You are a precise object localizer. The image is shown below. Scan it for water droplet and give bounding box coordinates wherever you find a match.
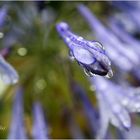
[69,50,75,61]
[105,69,113,78]
[77,36,83,41]
[84,68,95,77]
[66,37,70,43]
[94,42,104,50]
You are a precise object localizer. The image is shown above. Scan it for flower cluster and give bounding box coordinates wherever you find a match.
[91,76,140,138]
[2,1,140,139]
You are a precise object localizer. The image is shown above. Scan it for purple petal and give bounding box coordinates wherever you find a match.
[32,102,48,139]
[8,87,27,139]
[73,46,95,64]
[0,55,19,84]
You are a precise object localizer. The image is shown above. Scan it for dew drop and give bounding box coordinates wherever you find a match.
[66,37,70,43]
[77,36,83,41]
[84,68,95,77]
[69,50,75,61]
[94,42,104,50]
[105,69,113,79]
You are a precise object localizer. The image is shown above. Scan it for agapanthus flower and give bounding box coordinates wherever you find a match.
[8,87,27,139]
[123,125,140,139]
[108,14,140,81]
[0,55,19,84]
[32,101,48,139]
[78,4,140,73]
[108,18,140,80]
[56,22,113,78]
[0,5,8,28]
[111,2,140,30]
[109,17,140,49]
[90,76,140,138]
[71,81,99,137]
[17,2,55,30]
[111,12,137,34]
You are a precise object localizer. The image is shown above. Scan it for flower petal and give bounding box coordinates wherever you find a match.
[0,55,19,84]
[72,46,95,65]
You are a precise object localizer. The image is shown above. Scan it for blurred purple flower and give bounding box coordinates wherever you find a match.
[124,125,140,139]
[0,55,19,84]
[112,12,137,34]
[56,22,113,78]
[116,125,140,139]
[32,101,48,139]
[78,4,139,73]
[90,76,140,138]
[111,2,140,30]
[109,17,140,50]
[0,5,8,28]
[108,14,140,81]
[8,87,27,139]
[71,81,99,137]
[0,5,19,85]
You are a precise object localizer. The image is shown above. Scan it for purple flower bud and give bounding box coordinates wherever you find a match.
[56,22,113,78]
[32,102,48,139]
[8,87,27,139]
